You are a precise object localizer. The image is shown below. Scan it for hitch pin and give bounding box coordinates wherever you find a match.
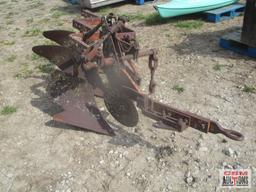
[209,121,244,141]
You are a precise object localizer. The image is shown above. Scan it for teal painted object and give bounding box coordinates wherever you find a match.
[155,0,238,18]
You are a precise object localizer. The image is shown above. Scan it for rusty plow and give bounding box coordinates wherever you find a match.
[32,10,244,141]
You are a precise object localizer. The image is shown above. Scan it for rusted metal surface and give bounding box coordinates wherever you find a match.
[32,45,74,71]
[43,30,73,47]
[32,11,244,141]
[104,88,139,127]
[140,96,243,141]
[124,87,244,141]
[53,81,114,135]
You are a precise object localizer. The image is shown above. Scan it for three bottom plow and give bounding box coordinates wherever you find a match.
[32,10,244,141]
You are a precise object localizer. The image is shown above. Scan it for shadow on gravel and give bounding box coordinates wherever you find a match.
[30,75,158,148]
[107,122,176,160]
[108,121,177,160]
[30,77,62,116]
[30,75,87,132]
[30,75,173,158]
[171,26,255,60]
[107,121,157,149]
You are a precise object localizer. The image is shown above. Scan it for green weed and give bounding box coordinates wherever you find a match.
[121,13,147,21]
[26,18,34,24]
[213,64,233,71]
[23,28,41,37]
[15,70,33,78]
[213,64,225,71]
[6,55,17,62]
[243,85,256,93]
[5,12,14,19]
[29,2,44,9]
[1,105,17,115]
[51,11,67,19]
[38,18,50,24]
[175,20,204,29]
[145,13,167,25]
[31,53,40,61]
[6,20,14,25]
[172,85,184,93]
[0,40,15,46]
[38,64,53,73]
[98,7,112,15]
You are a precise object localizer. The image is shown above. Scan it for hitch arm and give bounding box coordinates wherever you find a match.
[135,95,244,141]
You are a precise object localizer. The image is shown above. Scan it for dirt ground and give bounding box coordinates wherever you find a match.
[0,0,256,191]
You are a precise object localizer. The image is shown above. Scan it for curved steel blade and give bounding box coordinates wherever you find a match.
[32,45,73,64]
[32,45,78,72]
[104,88,139,127]
[53,80,114,136]
[43,30,73,47]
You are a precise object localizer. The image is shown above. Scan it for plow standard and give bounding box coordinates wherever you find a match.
[32,10,244,141]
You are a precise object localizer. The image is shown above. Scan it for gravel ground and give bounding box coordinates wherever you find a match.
[0,0,255,191]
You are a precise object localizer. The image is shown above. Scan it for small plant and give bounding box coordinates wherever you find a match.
[175,20,204,29]
[6,20,14,25]
[213,64,225,71]
[172,84,184,93]
[51,11,67,19]
[243,85,256,93]
[55,20,64,26]
[0,40,15,46]
[29,1,44,9]
[14,64,33,79]
[39,18,50,24]
[98,7,112,15]
[121,13,146,21]
[26,18,34,24]
[5,12,14,19]
[15,70,33,79]
[31,53,40,61]
[145,13,166,25]
[38,64,53,73]
[9,30,17,37]
[1,105,17,115]
[23,28,41,37]
[6,55,17,62]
